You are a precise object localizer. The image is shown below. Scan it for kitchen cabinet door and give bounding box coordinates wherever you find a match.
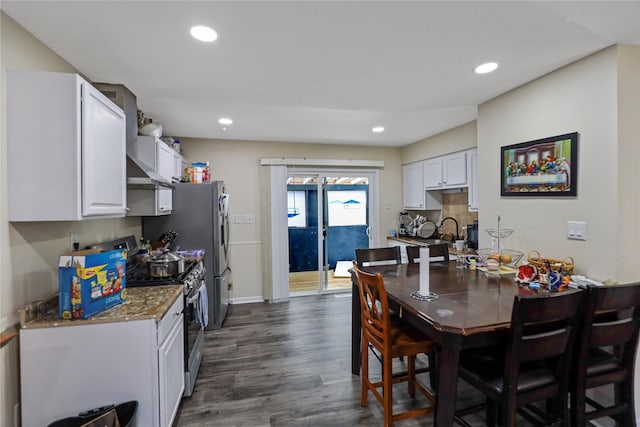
[172,150,185,182]
[7,70,126,221]
[158,312,184,427]
[424,152,467,189]
[467,149,479,211]
[156,140,174,182]
[403,162,425,209]
[82,83,127,216]
[423,157,444,189]
[442,151,467,187]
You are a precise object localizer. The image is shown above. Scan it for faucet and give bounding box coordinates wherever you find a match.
[438,217,460,241]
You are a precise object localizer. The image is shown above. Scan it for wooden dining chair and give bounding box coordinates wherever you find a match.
[406,243,450,264]
[454,291,584,427]
[355,246,401,268]
[353,262,436,427]
[569,282,640,427]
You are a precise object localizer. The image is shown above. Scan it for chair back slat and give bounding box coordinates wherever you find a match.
[505,292,583,383]
[406,243,450,264]
[355,247,401,268]
[579,283,640,353]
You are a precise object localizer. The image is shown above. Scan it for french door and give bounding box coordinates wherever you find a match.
[287,171,376,294]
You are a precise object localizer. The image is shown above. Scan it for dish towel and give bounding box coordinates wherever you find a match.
[197,281,209,328]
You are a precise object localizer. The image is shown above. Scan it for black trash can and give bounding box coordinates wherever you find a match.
[48,401,138,427]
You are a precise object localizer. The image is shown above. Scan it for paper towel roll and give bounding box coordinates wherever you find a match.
[419,246,430,296]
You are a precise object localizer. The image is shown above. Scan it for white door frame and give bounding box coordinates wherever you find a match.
[271,167,380,299]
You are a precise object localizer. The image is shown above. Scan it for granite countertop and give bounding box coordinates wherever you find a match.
[20,285,183,329]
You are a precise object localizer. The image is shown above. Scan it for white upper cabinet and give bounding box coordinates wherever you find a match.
[402,162,442,210]
[8,70,126,221]
[403,162,425,209]
[467,148,479,211]
[171,150,185,182]
[424,151,467,189]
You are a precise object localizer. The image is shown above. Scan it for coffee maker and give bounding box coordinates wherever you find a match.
[399,212,410,236]
[466,220,479,249]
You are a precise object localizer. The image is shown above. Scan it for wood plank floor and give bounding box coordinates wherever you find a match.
[174,294,539,426]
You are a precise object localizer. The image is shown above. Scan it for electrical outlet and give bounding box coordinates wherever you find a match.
[231,214,242,224]
[243,214,254,224]
[69,232,79,249]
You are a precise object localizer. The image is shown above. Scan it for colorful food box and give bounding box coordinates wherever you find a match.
[59,249,127,319]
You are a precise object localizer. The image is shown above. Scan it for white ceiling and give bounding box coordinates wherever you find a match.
[2,1,640,147]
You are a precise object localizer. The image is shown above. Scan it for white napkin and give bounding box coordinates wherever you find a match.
[419,246,430,296]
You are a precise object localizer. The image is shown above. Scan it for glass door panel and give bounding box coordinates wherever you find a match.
[322,176,369,291]
[287,174,370,294]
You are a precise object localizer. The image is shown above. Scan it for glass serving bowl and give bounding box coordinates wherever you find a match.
[485,228,515,239]
[477,248,524,267]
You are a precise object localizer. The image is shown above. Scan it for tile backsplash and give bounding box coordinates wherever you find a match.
[410,190,478,239]
[441,190,478,239]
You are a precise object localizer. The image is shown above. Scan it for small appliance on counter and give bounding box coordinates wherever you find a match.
[467,220,479,249]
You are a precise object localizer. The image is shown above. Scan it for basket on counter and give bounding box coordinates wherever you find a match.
[527,250,574,275]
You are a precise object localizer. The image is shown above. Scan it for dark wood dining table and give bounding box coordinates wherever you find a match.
[351,261,546,426]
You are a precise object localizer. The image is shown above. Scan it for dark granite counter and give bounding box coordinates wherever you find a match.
[20,285,183,329]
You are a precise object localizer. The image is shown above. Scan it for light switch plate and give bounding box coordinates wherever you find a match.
[231,214,242,224]
[567,220,587,240]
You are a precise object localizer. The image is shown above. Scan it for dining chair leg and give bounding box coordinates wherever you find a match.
[383,355,394,427]
[361,337,369,407]
[408,355,416,397]
[615,380,635,426]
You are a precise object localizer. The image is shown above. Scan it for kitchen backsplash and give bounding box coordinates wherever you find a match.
[409,189,478,239]
[441,190,478,239]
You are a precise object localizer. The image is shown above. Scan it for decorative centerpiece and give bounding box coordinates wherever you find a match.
[476,215,523,275]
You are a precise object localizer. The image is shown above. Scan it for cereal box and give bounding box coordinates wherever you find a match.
[58,248,127,319]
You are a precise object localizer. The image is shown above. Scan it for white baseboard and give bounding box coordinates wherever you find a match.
[230,296,265,304]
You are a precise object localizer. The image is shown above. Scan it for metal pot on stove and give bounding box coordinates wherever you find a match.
[147,249,185,278]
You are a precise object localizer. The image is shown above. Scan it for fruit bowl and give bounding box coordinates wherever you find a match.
[477,248,524,267]
[485,228,515,239]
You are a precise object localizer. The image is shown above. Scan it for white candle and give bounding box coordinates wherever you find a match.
[419,246,430,296]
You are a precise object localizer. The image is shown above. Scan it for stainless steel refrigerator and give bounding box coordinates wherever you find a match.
[143,181,230,329]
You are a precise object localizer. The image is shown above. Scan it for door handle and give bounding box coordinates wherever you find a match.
[366,227,371,238]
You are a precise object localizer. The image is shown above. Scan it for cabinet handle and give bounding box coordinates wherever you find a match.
[175,311,181,316]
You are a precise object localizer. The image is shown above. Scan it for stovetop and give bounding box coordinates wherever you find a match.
[126,260,205,296]
[126,261,197,287]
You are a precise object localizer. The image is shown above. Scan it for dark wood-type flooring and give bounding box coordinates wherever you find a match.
[173,294,566,426]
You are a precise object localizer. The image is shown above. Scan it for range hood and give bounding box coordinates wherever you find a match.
[127,143,174,190]
[93,82,173,190]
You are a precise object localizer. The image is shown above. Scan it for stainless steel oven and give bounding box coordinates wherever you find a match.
[126,257,205,397]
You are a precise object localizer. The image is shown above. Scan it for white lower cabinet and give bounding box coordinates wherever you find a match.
[20,296,184,427]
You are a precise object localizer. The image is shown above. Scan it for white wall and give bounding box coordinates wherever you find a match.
[180,138,402,300]
[402,120,477,165]
[1,13,142,427]
[478,45,640,284]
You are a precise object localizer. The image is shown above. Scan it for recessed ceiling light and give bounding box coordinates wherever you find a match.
[218,117,233,125]
[191,26,218,42]
[474,62,499,74]
[372,126,385,133]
